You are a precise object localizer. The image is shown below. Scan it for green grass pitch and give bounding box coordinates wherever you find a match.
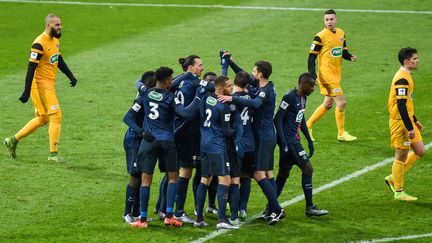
[1,0,431,242]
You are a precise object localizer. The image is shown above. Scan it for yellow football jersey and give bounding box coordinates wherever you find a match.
[310,27,348,84]
[29,32,61,88]
[388,68,415,121]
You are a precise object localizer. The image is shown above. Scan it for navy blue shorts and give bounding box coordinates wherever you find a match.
[227,139,241,178]
[254,139,276,171]
[240,151,255,176]
[175,129,200,168]
[279,141,310,172]
[200,152,230,177]
[137,140,177,174]
[123,131,142,175]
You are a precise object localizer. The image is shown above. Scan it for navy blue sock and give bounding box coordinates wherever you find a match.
[217,184,230,221]
[124,184,135,216]
[159,177,168,213]
[269,177,277,194]
[276,176,288,198]
[131,184,141,217]
[257,178,281,212]
[192,170,201,208]
[229,184,240,220]
[239,177,251,211]
[139,186,150,221]
[208,178,218,208]
[175,177,190,216]
[302,173,313,207]
[155,175,167,212]
[196,183,208,222]
[166,182,177,218]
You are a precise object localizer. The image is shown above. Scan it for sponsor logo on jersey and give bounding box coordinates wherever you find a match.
[148,90,163,101]
[332,88,341,93]
[240,95,251,99]
[330,46,343,57]
[403,141,411,146]
[50,104,59,110]
[132,103,141,112]
[299,150,307,156]
[49,53,59,64]
[206,96,217,106]
[224,114,231,122]
[30,52,38,60]
[280,100,289,110]
[296,109,305,122]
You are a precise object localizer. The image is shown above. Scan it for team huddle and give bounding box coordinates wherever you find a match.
[4,9,426,231]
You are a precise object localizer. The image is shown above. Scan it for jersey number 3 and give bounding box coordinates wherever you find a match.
[149,102,159,120]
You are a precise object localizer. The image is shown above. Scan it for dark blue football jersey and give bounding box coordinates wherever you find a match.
[200,93,232,153]
[232,91,255,152]
[275,88,307,144]
[251,82,276,140]
[173,75,201,133]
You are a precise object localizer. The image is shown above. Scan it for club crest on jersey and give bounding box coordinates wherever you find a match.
[206,96,217,106]
[56,44,60,48]
[229,104,236,111]
[330,46,343,57]
[259,91,266,98]
[340,37,344,42]
[49,53,59,64]
[199,80,208,86]
[148,91,163,101]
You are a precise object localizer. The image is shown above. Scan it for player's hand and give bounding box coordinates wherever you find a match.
[307,140,314,158]
[195,85,207,99]
[235,142,244,158]
[351,54,357,62]
[19,93,30,103]
[408,130,415,139]
[415,121,423,132]
[70,77,77,87]
[217,95,232,103]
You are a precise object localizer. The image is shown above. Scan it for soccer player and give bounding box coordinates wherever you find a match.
[306,9,357,142]
[130,66,206,228]
[194,75,239,229]
[173,55,205,223]
[274,73,329,217]
[4,14,77,162]
[218,54,285,225]
[385,48,425,201]
[122,71,156,224]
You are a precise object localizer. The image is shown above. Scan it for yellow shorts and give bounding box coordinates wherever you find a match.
[318,82,343,97]
[31,87,61,116]
[389,118,422,149]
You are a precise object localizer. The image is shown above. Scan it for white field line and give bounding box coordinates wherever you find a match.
[355,232,432,242]
[191,142,432,243]
[1,0,432,15]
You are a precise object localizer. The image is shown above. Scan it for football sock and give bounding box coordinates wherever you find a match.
[208,178,218,207]
[192,170,201,208]
[302,173,313,207]
[196,183,208,221]
[257,178,281,212]
[49,112,62,152]
[404,152,420,172]
[269,177,277,194]
[166,182,177,218]
[131,184,140,217]
[335,107,345,136]
[140,186,150,221]
[175,177,189,217]
[392,160,405,191]
[217,184,229,220]
[239,177,251,211]
[159,177,168,213]
[229,184,240,220]
[15,115,49,141]
[124,184,135,215]
[276,175,288,198]
[155,175,167,212]
[307,104,328,129]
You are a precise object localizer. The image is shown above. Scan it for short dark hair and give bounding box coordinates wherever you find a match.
[398,47,417,65]
[203,72,217,81]
[234,71,250,88]
[254,60,272,79]
[298,72,316,85]
[155,66,173,82]
[324,9,336,15]
[141,71,156,88]
[214,75,229,88]
[179,55,200,72]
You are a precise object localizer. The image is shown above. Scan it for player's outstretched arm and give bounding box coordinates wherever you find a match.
[58,55,77,87]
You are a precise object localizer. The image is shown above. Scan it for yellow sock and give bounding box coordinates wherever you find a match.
[307,104,329,128]
[48,112,62,152]
[404,152,420,172]
[392,160,405,191]
[15,116,49,141]
[335,108,345,136]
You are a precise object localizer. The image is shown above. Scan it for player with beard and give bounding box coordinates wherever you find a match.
[4,14,77,162]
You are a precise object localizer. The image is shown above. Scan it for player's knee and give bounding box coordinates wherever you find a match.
[336,100,346,109]
[37,115,50,125]
[49,112,62,123]
[129,174,141,188]
[301,164,313,177]
[323,101,333,109]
